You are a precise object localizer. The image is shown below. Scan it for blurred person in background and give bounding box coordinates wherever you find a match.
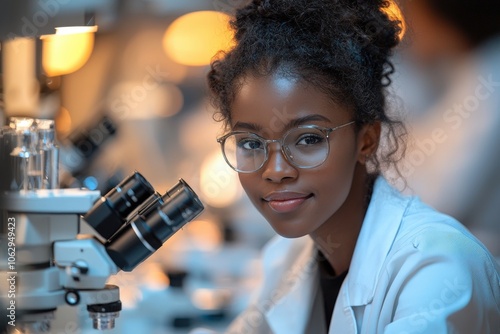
[394,0,500,258]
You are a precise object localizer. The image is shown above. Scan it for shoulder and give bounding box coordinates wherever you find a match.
[375,176,492,257]
[385,193,500,303]
[371,177,499,281]
[395,195,494,261]
[371,183,500,330]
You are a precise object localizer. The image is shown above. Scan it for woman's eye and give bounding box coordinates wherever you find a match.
[238,139,263,150]
[296,134,324,146]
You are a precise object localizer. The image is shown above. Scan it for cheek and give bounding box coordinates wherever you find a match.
[324,136,359,175]
[314,139,359,197]
[238,173,249,188]
[238,174,260,203]
[313,155,356,200]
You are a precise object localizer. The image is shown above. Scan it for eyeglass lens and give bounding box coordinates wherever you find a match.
[222,127,329,172]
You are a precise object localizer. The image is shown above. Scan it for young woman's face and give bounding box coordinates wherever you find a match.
[229,73,364,238]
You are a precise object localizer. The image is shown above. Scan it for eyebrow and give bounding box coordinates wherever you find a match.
[233,114,332,132]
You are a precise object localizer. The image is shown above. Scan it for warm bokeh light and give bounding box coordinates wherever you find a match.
[185,220,224,252]
[54,106,72,138]
[137,262,170,290]
[162,11,234,66]
[381,0,406,41]
[166,219,223,253]
[106,262,169,309]
[200,151,242,208]
[192,288,232,310]
[40,26,98,77]
[2,37,40,118]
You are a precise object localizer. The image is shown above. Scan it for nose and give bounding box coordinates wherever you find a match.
[261,142,298,183]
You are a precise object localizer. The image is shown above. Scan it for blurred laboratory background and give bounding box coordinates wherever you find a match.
[0,0,499,333]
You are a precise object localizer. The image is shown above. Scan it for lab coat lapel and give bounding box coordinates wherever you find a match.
[263,236,318,333]
[329,178,407,333]
[344,177,406,306]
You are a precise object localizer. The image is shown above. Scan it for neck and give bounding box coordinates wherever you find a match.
[310,164,373,275]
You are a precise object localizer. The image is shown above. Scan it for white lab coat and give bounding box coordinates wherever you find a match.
[225,177,500,333]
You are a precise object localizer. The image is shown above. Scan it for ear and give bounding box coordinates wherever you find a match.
[356,122,381,164]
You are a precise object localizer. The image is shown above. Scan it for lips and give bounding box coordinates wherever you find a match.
[263,191,313,213]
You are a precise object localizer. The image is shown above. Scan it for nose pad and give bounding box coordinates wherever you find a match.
[262,142,298,182]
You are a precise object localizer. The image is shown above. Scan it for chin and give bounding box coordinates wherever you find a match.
[276,231,308,239]
[267,219,311,239]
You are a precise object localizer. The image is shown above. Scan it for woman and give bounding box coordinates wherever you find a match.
[207,0,500,332]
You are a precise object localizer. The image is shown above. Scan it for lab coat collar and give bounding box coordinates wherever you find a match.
[345,176,407,306]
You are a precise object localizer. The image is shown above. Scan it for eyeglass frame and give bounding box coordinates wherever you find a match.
[216,121,356,173]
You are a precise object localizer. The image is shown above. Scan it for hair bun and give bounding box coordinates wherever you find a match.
[234,0,401,53]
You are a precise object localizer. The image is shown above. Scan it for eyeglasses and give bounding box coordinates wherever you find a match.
[217,121,355,173]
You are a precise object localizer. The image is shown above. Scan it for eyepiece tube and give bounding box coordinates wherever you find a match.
[105,179,204,271]
[84,171,156,240]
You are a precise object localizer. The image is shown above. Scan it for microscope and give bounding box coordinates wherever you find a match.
[0,33,204,334]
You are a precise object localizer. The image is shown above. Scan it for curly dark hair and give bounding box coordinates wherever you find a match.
[207,0,407,175]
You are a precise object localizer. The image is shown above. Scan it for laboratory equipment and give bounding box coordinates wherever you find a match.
[0,119,204,332]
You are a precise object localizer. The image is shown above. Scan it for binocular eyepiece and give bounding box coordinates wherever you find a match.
[84,171,204,271]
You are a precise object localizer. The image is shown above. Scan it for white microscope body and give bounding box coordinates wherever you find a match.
[1,187,119,332]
